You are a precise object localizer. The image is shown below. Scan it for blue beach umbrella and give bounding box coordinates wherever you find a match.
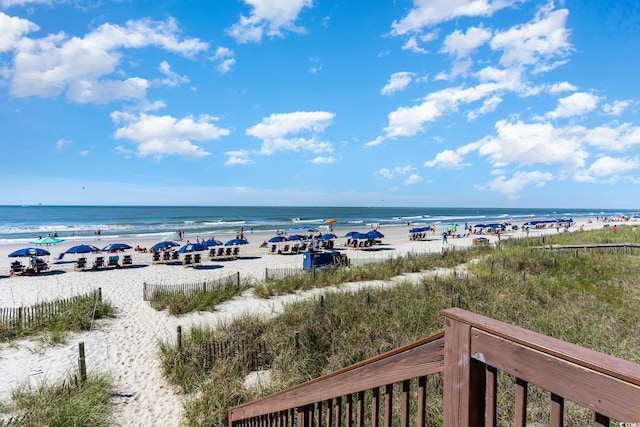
[65,244,101,254]
[344,231,360,238]
[287,234,306,241]
[101,243,132,252]
[201,239,223,247]
[177,242,206,253]
[319,233,337,240]
[268,236,288,243]
[367,230,384,239]
[225,238,249,246]
[151,241,180,251]
[9,247,50,257]
[351,232,370,240]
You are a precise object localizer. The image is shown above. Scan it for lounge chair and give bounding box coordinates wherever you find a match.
[162,251,171,262]
[92,256,105,270]
[10,261,25,276]
[75,257,88,271]
[193,253,202,264]
[268,244,277,255]
[30,257,49,273]
[279,244,290,255]
[182,254,193,267]
[224,247,232,258]
[232,247,240,258]
[171,251,179,261]
[122,255,133,266]
[152,252,162,263]
[208,248,217,260]
[107,255,120,268]
[291,244,299,254]
[216,247,225,259]
[299,243,307,251]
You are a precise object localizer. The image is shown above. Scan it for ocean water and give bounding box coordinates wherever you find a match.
[0,205,630,245]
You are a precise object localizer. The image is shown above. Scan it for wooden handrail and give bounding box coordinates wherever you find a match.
[440,307,640,386]
[229,330,445,421]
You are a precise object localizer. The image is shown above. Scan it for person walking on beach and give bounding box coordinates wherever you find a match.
[442,232,448,245]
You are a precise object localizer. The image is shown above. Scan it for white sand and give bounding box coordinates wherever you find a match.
[0,218,612,426]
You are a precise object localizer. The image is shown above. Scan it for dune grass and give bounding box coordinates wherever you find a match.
[0,373,114,427]
[160,225,640,425]
[148,280,250,315]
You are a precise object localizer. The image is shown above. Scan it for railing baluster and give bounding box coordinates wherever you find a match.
[384,384,393,427]
[515,378,527,427]
[401,380,410,427]
[326,398,333,427]
[356,391,364,427]
[371,387,379,427]
[550,393,563,427]
[345,394,353,427]
[595,412,610,427]
[417,376,426,427]
[486,366,497,427]
[335,396,342,427]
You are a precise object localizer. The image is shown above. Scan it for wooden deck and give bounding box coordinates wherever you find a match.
[229,308,640,426]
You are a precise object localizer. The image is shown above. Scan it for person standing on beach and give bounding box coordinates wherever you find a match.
[442,232,448,245]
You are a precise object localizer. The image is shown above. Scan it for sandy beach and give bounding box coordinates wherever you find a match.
[0,218,613,426]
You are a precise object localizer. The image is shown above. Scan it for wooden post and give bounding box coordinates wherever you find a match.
[236,271,240,288]
[78,341,87,383]
[177,325,182,354]
[98,287,102,302]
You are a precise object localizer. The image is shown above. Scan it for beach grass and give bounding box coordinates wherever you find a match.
[0,373,113,427]
[0,293,114,344]
[148,280,250,315]
[160,225,640,425]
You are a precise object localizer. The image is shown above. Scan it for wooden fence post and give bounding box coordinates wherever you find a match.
[236,272,240,288]
[78,342,87,383]
[98,287,102,303]
[177,325,182,354]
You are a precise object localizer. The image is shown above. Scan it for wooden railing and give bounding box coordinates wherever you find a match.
[229,308,640,426]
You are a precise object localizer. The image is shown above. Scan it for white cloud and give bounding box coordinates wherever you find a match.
[477,120,588,169]
[247,111,335,155]
[441,26,491,58]
[394,165,415,175]
[225,150,254,165]
[111,111,230,159]
[548,81,576,93]
[10,17,207,102]
[490,6,571,72]
[486,170,554,199]
[391,0,517,35]
[227,0,313,43]
[404,173,423,184]
[311,156,336,164]
[55,138,71,151]
[424,149,468,169]
[573,156,639,182]
[158,61,189,87]
[0,12,38,53]
[401,36,429,54]
[377,168,394,179]
[602,100,631,116]
[212,46,235,74]
[1,0,53,7]
[381,72,415,95]
[545,92,600,119]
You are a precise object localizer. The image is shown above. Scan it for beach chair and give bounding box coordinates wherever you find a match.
[152,251,161,263]
[122,255,133,266]
[268,244,277,255]
[31,257,49,273]
[75,257,88,271]
[171,251,179,261]
[216,247,225,259]
[182,254,193,267]
[232,247,240,258]
[291,244,299,254]
[107,255,120,268]
[92,256,105,270]
[162,251,171,263]
[279,244,290,255]
[224,247,232,258]
[54,252,65,263]
[193,253,202,265]
[208,248,217,260]
[10,261,25,276]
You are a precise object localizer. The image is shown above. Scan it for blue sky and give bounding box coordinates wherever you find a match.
[1,0,639,208]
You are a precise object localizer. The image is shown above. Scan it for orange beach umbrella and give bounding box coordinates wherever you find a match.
[324,218,337,224]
